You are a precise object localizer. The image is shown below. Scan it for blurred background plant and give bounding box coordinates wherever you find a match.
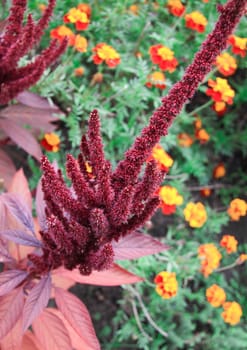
[0,0,246,348]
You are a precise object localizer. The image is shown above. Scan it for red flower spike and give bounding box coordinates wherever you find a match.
[0,0,66,105]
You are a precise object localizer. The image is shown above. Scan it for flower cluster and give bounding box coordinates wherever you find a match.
[167,0,185,17]
[92,43,121,68]
[228,35,247,57]
[215,52,237,76]
[154,271,178,299]
[227,198,247,221]
[185,11,208,33]
[206,77,235,116]
[0,0,66,105]
[63,4,91,31]
[184,202,207,228]
[147,144,173,172]
[50,26,88,52]
[220,234,238,254]
[40,132,61,152]
[222,301,243,325]
[149,45,178,72]
[146,71,166,90]
[158,186,183,215]
[206,284,226,307]
[198,243,222,277]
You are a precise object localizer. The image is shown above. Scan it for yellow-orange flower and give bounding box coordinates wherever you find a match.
[73,35,88,52]
[38,3,47,13]
[206,284,226,307]
[146,71,166,90]
[40,133,60,152]
[185,11,207,33]
[129,4,139,15]
[184,202,207,228]
[159,186,183,215]
[90,72,104,86]
[149,45,178,72]
[227,198,247,221]
[238,254,247,264]
[167,0,185,17]
[148,144,173,172]
[92,43,121,68]
[63,7,90,30]
[77,3,91,17]
[206,78,235,114]
[200,188,212,197]
[228,35,247,58]
[220,235,238,254]
[177,133,194,147]
[195,128,210,144]
[221,301,243,325]
[194,116,202,130]
[154,271,178,299]
[198,243,222,277]
[50,25,75,45]
[215,52,237,76]
[74,67,85,76]
[213,163,226,179]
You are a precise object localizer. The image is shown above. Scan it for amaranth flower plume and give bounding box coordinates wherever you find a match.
[28,0,247,277]
[0,0,67,105]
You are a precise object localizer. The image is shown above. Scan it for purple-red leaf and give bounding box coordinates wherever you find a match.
[0,229,42,247]
[32,308,72,350]
[16,91,59,111]
[0,118,43,161]
[22,273,51,332]
[55,264,143,286]
[0,288,25,340]
[2,193,35,234]
[8,169,32,211]
[0,244,13,263]
[21,331,42,350]
[0,270,28,297]
[0,318,23,350]
[0,149,16,190]
[113,231,169,260]
[55,288,100,350]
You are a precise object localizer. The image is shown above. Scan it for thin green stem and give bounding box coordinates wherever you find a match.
[187,99,212,117]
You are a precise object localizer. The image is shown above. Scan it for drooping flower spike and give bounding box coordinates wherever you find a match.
[0,0,67,105]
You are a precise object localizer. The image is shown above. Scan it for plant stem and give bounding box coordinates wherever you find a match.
[187,99,212,117]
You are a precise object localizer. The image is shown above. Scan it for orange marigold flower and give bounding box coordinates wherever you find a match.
[184,202,207,228]
[213,163,226,179]
[154,271,178,299]
[40,133,60,152]
[194,116,202,130]
[77,3,92,17]
[222,301,243,325]
[159,186,183,215]
[90,72,104,86]
[195,128,210,144]
[198,243,222,277]
[146,71,166,90]
[129,4,139,15]
[63,7,90,31]
[227,198,247,221]
[228,35,247,58]
[215,52,237,76]
[167,0,185,17]
[200,187,212,197]
[206,78,235,114]
[212,101,227,117]
[238,254,247,264]
[177,133,194,147]
[206,284,226,307]
[50,25,75,45]
[220,235,238,254]
[38,3,47,13]
[148,144,173,172]
[73,35,87,52]
[74,67,85,76]
[185,11,208,33]
[92,43,121,68]
[149,45,178,72]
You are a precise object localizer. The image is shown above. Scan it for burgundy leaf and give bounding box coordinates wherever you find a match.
[16,91,59,111]
[55,264,143,286]
[0,270,28,297]
[32,308,72,350]
[35,178,47,231]
[0,318,23,350]
[113,231,169,260]
[0,149,16,190]
[0,229,42,248]
[55,288,100,350]
[8,169,32,211]
[2,193,35,234]
[0,288,25,340]
[22,273,51,332]
[0,118,43,161]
